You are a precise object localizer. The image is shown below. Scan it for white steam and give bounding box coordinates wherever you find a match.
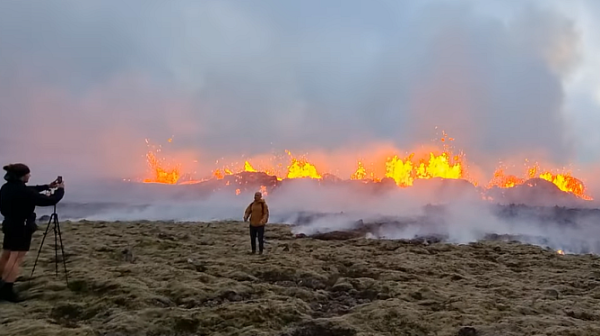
[27,179,600,255]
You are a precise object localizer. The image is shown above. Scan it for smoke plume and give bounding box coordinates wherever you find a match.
[1,0,597,183]
[2,1,600,253]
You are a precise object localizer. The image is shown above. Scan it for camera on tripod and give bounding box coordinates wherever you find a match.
[31,175,68,285]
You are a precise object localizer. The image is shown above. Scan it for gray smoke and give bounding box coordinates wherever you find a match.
[28,179,600,255]
[1,0,598,187]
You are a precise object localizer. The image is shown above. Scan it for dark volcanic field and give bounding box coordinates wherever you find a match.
[2,221,600,336]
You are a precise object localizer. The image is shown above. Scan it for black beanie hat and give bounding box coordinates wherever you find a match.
[3,163,31,180]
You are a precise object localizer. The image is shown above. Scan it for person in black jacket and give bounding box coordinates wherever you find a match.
[0,163,64,302]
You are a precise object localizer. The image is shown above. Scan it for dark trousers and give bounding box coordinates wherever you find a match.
[249,225,264,252]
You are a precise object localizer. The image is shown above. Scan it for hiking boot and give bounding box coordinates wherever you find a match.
[0,283,21,303]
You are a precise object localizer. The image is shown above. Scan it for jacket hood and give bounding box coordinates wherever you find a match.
[3,172,23,183]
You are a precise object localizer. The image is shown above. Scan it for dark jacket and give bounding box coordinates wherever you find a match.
[0,177,64,232]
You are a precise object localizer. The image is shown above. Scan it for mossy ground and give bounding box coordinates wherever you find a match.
[1,221,600,336]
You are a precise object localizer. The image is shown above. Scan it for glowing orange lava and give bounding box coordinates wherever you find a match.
[488,164,592,200]
[538,172,591,200]
[244,161,257,172]
[384,151,464,187]
[136,135,593,201]
[142,140,181,184]
[285,151,322,179]
[488,168,525,189]
[351,161,367,180]
[213,168,234,180]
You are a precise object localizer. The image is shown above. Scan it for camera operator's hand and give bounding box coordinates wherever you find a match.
[49,181,59,188]
[57,181,65,189]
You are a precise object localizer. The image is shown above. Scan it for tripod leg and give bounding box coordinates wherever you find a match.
[54,216,69,285]
[30,214,54,278]
[54,220,58,277]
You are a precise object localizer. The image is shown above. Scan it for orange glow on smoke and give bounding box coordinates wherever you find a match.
[260,185,268,197]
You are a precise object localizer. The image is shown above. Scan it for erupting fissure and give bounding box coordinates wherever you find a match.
[383,152,464,187]
[142,139,180,184]
[487,164,591,200]
[140,135,593,200]
[285,150,322,179]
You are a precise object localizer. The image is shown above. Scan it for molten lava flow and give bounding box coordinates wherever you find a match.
[538,172,592,200]
[350,161,380,182]
[213,168,234,180]
[416,152,463,180]
[214,161,257,179]
[143,151,180,184]
[488,164,592,200]
[557,249,565,255]
[213,169,224,180]
[244,161,257,172]
[351,161,367,180]
[385,155,414,187]
[285,151,322,179]
[215,160,283,180]
[488,168,525,189]
[135,135,594,200]
[287,158,322,179]
[384,152,463,187]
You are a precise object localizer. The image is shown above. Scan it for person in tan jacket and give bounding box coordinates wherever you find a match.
[244,191,269,254]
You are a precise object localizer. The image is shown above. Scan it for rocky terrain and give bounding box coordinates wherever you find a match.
[2,221,600,336]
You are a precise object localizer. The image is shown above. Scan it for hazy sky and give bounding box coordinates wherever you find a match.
[1,0,599,181]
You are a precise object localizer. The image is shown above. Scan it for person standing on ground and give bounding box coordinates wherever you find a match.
[244,191,269,254]
[0,163,65,302]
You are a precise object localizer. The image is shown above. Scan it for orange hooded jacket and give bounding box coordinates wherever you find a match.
[244,199,269,226]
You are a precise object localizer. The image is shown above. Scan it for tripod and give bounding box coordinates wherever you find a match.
[31,205,69,285]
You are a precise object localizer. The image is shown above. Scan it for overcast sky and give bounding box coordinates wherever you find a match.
[1,0,599,181]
